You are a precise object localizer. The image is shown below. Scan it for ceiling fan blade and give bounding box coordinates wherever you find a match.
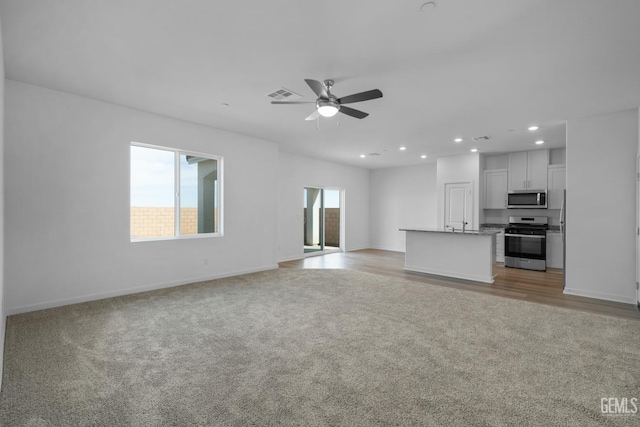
[339,106,369,119]
[304,79,328,98]
[271,101,314,104]
[305,110,320,121]
[337,89,383,105]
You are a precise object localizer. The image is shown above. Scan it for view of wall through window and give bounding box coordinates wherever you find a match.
[130,144,222,240]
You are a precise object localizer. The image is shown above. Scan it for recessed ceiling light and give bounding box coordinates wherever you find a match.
[535,140,545,145]
[421,155,427,159]
[359,154,366,158]
[454,138,463,143]
[528,126,539,131]
[399,146,407,151]
[470,148,478,152]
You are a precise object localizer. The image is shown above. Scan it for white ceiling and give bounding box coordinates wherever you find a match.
[1,0,638,168]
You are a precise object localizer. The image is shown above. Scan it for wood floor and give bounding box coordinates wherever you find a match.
[279,249,640,321]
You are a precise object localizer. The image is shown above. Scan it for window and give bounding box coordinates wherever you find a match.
[130,143,222,240]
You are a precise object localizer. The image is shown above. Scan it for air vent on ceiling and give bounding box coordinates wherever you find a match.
[471,135,491,142]
[369,152,381,156]
[267,88,302,101]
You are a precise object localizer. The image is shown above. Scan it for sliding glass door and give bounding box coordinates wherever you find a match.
[303,187,342,255]
[304,188,323,254]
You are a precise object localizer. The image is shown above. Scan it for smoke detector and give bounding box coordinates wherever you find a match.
[420,2,437,12]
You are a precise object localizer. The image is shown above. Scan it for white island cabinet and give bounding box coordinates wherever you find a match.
[400,228,499,283]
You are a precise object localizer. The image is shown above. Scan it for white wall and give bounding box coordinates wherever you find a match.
[565,108,639,303]
[4,81,279,314]
[277,151,370,261]
[0,20,6,388]
[436,153,481,229]
[369,164,437,252]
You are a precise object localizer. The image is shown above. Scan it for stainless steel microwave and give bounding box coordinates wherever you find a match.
[507,190,547,209]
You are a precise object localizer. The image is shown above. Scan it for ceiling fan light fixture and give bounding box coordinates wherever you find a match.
[317,99,340,117]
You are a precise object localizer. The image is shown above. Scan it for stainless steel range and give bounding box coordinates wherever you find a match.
[504,216,548,271]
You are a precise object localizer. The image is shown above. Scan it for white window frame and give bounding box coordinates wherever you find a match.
[130,141,224,242]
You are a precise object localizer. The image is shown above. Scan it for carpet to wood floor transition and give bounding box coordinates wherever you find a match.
[1,268,638,426]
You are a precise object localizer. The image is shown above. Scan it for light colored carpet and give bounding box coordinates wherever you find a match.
[0,268,638,426]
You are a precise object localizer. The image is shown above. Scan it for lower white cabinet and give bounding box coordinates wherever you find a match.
[496,229,505,263]
[546,231,564,268]
[485,228,505,263]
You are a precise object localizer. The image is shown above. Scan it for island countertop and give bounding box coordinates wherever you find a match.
[399,228,500,236]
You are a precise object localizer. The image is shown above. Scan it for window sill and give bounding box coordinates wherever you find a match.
[130,233,223,243]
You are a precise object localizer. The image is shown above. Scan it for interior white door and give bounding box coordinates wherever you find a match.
[445,182,473,231]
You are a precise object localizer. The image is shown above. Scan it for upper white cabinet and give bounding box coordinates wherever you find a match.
[508,149,549,191]
[527,150,549,189]
[507,151,527,190]
[547,166,566,209]
[484,170,507,209]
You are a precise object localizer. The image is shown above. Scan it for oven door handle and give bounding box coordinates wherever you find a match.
[504,234,546,238]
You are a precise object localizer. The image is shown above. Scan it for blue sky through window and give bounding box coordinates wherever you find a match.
[130,146,198,207]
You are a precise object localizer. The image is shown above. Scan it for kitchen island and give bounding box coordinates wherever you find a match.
[400,228,499,283]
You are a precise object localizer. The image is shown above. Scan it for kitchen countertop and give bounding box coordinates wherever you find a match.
[479,223,561,232]
[400,228,500,236]
[480,223,508,229]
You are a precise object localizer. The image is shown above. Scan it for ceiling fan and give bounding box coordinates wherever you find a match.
[271,79,383,120]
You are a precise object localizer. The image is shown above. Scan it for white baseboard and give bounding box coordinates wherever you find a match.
[345,245,371,252]
[404,264,495,284]
[369,245,406,253]
[277,254,305,263]
[6,264,279,316]
[563,287,637,305]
